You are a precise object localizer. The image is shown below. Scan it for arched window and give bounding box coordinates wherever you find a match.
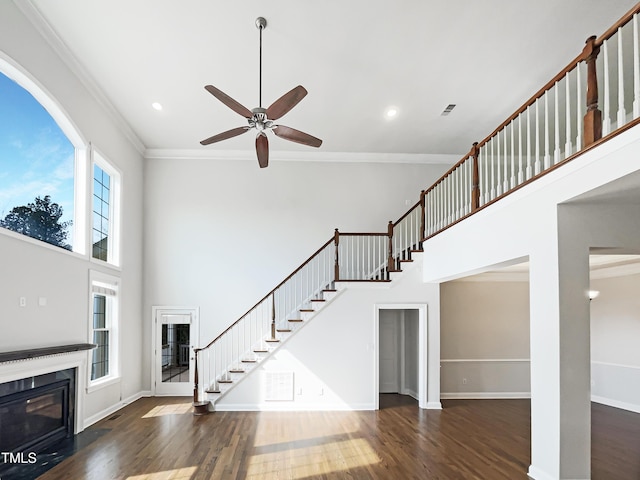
[0,57,85,252]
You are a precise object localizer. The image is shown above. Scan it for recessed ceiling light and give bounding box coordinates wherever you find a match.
[385,107,398,119]
[152,102,163,111]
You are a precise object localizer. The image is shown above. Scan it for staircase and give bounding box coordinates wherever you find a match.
[193,205,425,412]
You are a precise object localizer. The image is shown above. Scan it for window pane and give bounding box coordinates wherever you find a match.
[93,294,106,328]
[91,330,109,380]
[91,165,111,261]
[0,73,75,250]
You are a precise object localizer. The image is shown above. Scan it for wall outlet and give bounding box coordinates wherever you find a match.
[19,297,26,307]
[462,378,468,385]
[319,387,324,396]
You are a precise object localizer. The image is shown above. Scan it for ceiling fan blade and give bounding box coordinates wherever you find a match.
[256,133,269,168]
[273,125,322,148]
[205,85,253,118]
[200,126,249,145]
[266,85,308,120]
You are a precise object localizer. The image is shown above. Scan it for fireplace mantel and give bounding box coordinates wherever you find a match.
[0,344,96,364]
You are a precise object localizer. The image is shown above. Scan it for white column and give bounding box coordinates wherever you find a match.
[528,209,591,480]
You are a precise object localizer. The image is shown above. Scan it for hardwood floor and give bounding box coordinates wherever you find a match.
[32,395,640,480]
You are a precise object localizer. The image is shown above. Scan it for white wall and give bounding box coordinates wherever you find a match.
[143,156,450,388]
[590,272,640,412]
[403,309,419,397]
[0,3,145,425]
[440,281,530,398]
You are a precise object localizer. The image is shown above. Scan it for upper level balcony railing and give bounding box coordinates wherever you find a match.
[421,3,640,241]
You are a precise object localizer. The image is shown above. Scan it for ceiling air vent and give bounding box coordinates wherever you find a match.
[441,104,456,116]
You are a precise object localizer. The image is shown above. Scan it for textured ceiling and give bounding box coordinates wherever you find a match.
[22,0,639,160]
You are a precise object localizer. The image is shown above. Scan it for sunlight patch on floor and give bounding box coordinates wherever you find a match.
[126,466,197,479]
[141,403,192,418]
[245,438,380,479]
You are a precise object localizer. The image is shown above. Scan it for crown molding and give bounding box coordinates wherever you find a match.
[144,148,461,165]
[15,1,146,155]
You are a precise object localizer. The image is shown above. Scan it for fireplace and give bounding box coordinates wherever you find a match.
[0,368,75,454]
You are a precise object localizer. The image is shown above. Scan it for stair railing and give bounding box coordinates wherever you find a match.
[421,3,640,241]
[333,230,389,281]
[195,237,335,398]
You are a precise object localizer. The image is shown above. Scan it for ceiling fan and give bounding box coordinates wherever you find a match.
[200,17,322,168]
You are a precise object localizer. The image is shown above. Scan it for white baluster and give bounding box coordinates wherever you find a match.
[618,27,627,128]
[535,98,541,175]
[526,105,532,179]
[576,61,583,150]
[510,121,516,188]
[565,71,572,158]
[495,133,502,196]
[603,39,612,135]
[554,81,561,165]
[490,137,496,199]
[503,127,509,193]
[544,93,551,169]
[634,14,640,119]
[518,114,523,184]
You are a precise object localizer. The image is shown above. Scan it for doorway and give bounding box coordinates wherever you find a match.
[152,307,199,396]
[375,305,427,409]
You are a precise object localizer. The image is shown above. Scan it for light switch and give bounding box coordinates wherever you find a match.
[19,297,26,307]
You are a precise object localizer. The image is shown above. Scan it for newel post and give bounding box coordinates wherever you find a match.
[419,190,426,246]
[271,292,276,340]
[333,228,340,281]
[471,142,480,211]
[583,35,602,146]
[387,221,395,272]
[193,347,200,403]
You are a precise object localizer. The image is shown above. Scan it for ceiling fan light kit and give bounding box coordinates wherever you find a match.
[200,16,322,168]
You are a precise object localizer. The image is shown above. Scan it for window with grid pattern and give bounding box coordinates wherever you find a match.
[88,273,119,389]
[92,164,111,261]
[91,294,110,380]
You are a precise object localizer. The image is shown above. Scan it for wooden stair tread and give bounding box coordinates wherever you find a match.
[277,329,292,333]
[253,349,269,353]
[323,289,337,292]
[229,369,245,373]
[288,319,303,323]
[265,339,280,343]
[218,380,233,384]
[311,299,326,302]
[300,309,315,312]
[399,259,414,263]
[410,249,424,253]
[241,359,257,363]
[205,389,221,394]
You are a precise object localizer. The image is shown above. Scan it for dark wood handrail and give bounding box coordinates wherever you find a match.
[337,232,387,236]
[596,2,640,46]
[392,199,421,226]
[198,237,334,350]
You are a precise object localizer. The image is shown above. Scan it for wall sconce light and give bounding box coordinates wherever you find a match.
[588,290,600,301]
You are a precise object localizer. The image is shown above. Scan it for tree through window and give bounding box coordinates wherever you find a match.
[0,71,75,249]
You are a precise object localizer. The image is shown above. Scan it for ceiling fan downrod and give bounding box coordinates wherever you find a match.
[256,17,266,109]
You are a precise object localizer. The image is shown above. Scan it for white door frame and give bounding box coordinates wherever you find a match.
[374,303,428,409]
[151,306,199,396]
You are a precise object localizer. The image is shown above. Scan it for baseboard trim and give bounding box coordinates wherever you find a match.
[591,395,640,414]
[214,402,376,412]
[425,401,442,410]
[83,390,151,428]
[441,392,531,400]
[527,465,556,480]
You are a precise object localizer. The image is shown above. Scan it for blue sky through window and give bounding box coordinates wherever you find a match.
[0,71,75,236]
